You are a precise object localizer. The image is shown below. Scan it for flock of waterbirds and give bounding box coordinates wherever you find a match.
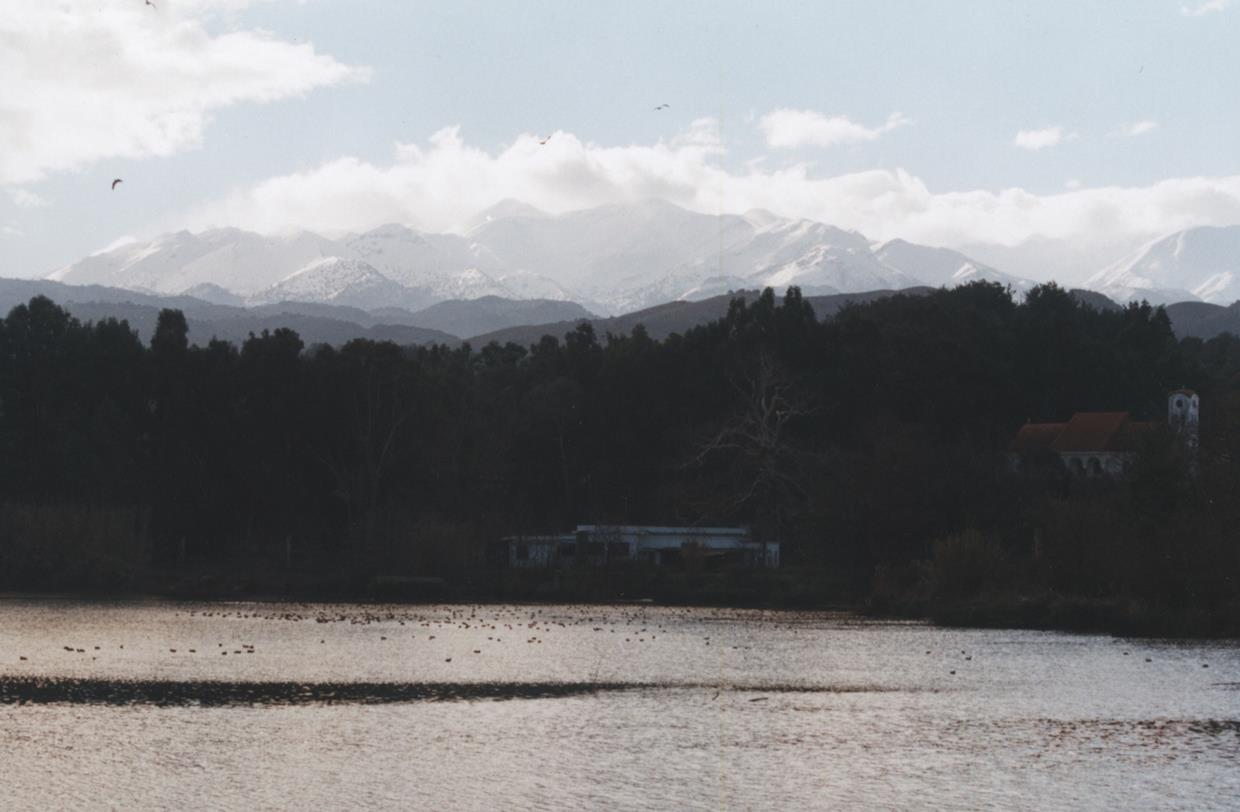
[1,603,795,706]
[1,602,1220,708]
[7,603,768,667]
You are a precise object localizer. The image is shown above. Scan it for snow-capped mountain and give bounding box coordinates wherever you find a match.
[52,199,1055,315]
[343,223,504,286]
[467,202,932,311]
[51,227,502,309]
[1085,226,1240,305]
[493,270,582,303]
[466,199,755,302]
[644,218,913,306]
[49,228,343,296]
[760,237,914,293]
[250,257,430,311]
[876,239,1036,295]
[429,267,513,301]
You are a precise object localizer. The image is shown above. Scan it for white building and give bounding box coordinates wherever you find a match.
[503,525,779,569]
[1008,390,1199,476]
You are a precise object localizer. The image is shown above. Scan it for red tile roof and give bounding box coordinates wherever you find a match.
[1051,412,1130,453]
[1009,422,1066,453]
[1011,411,1159,454]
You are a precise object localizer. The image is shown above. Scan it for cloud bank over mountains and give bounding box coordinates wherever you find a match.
[4,0,1240,289]
[183,121,1240,267]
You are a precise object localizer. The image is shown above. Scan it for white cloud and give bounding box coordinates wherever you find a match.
[190,123,726,236]
[0,0,369,186]
[1118,120,1159,137]
[1181,0,1231,15]
[2,222,24,238]
[1012,126,1075,151]
[759,109,910,149]
[7,188,48,208]
[181,122,1240,255]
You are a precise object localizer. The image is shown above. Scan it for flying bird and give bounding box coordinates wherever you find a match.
[111,178,123,190]
[654,104,670,110]
[538,135,552,145]
[145,0,157,8]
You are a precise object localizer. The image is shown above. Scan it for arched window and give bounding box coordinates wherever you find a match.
[1088,457,1102,476]
[1070,458,1084,475]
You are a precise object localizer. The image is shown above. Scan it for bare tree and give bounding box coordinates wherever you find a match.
[685,352,819,544]
[315,345,418,557]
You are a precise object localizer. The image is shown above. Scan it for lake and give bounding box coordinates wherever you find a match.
[1,599,1238,810]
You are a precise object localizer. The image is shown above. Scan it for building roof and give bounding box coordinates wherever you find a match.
[500,534,573,544]
[1011,411,1158,454]
[1009,422,1067,453]
[575,525,749,536]
[1051,412,1131,452]
[503,526,754,543]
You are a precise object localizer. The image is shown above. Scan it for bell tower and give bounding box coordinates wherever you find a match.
[1168,389,1199,454]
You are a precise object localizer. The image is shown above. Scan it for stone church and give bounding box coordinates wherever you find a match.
[1009,390,1199,477]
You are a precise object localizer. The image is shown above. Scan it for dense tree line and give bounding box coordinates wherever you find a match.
[0,283,1237,620]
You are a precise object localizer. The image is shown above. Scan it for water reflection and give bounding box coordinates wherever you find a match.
[1,600,1237,810]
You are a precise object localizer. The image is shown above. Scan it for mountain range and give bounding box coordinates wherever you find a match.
[22,199,1240,346]
[49,200,1050,316]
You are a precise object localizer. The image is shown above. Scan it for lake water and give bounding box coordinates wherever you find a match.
[1,599,1238,810]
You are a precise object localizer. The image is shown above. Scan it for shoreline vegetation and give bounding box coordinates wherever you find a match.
[1,283,1238,640]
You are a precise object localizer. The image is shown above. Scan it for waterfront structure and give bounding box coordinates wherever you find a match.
[502,525,779,569]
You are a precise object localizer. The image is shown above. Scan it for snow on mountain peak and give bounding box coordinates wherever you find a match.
[250,257,415,310]
[1085,225,1240,305]
[46,198,1119,315]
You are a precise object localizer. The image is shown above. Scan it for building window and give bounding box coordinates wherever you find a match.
[515,544,528,561]
[1088,457,1102,476]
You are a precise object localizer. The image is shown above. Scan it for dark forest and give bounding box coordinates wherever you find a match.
[1,283,1238,632]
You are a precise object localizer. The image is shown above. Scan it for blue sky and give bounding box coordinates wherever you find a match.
[2,0,1239,276]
